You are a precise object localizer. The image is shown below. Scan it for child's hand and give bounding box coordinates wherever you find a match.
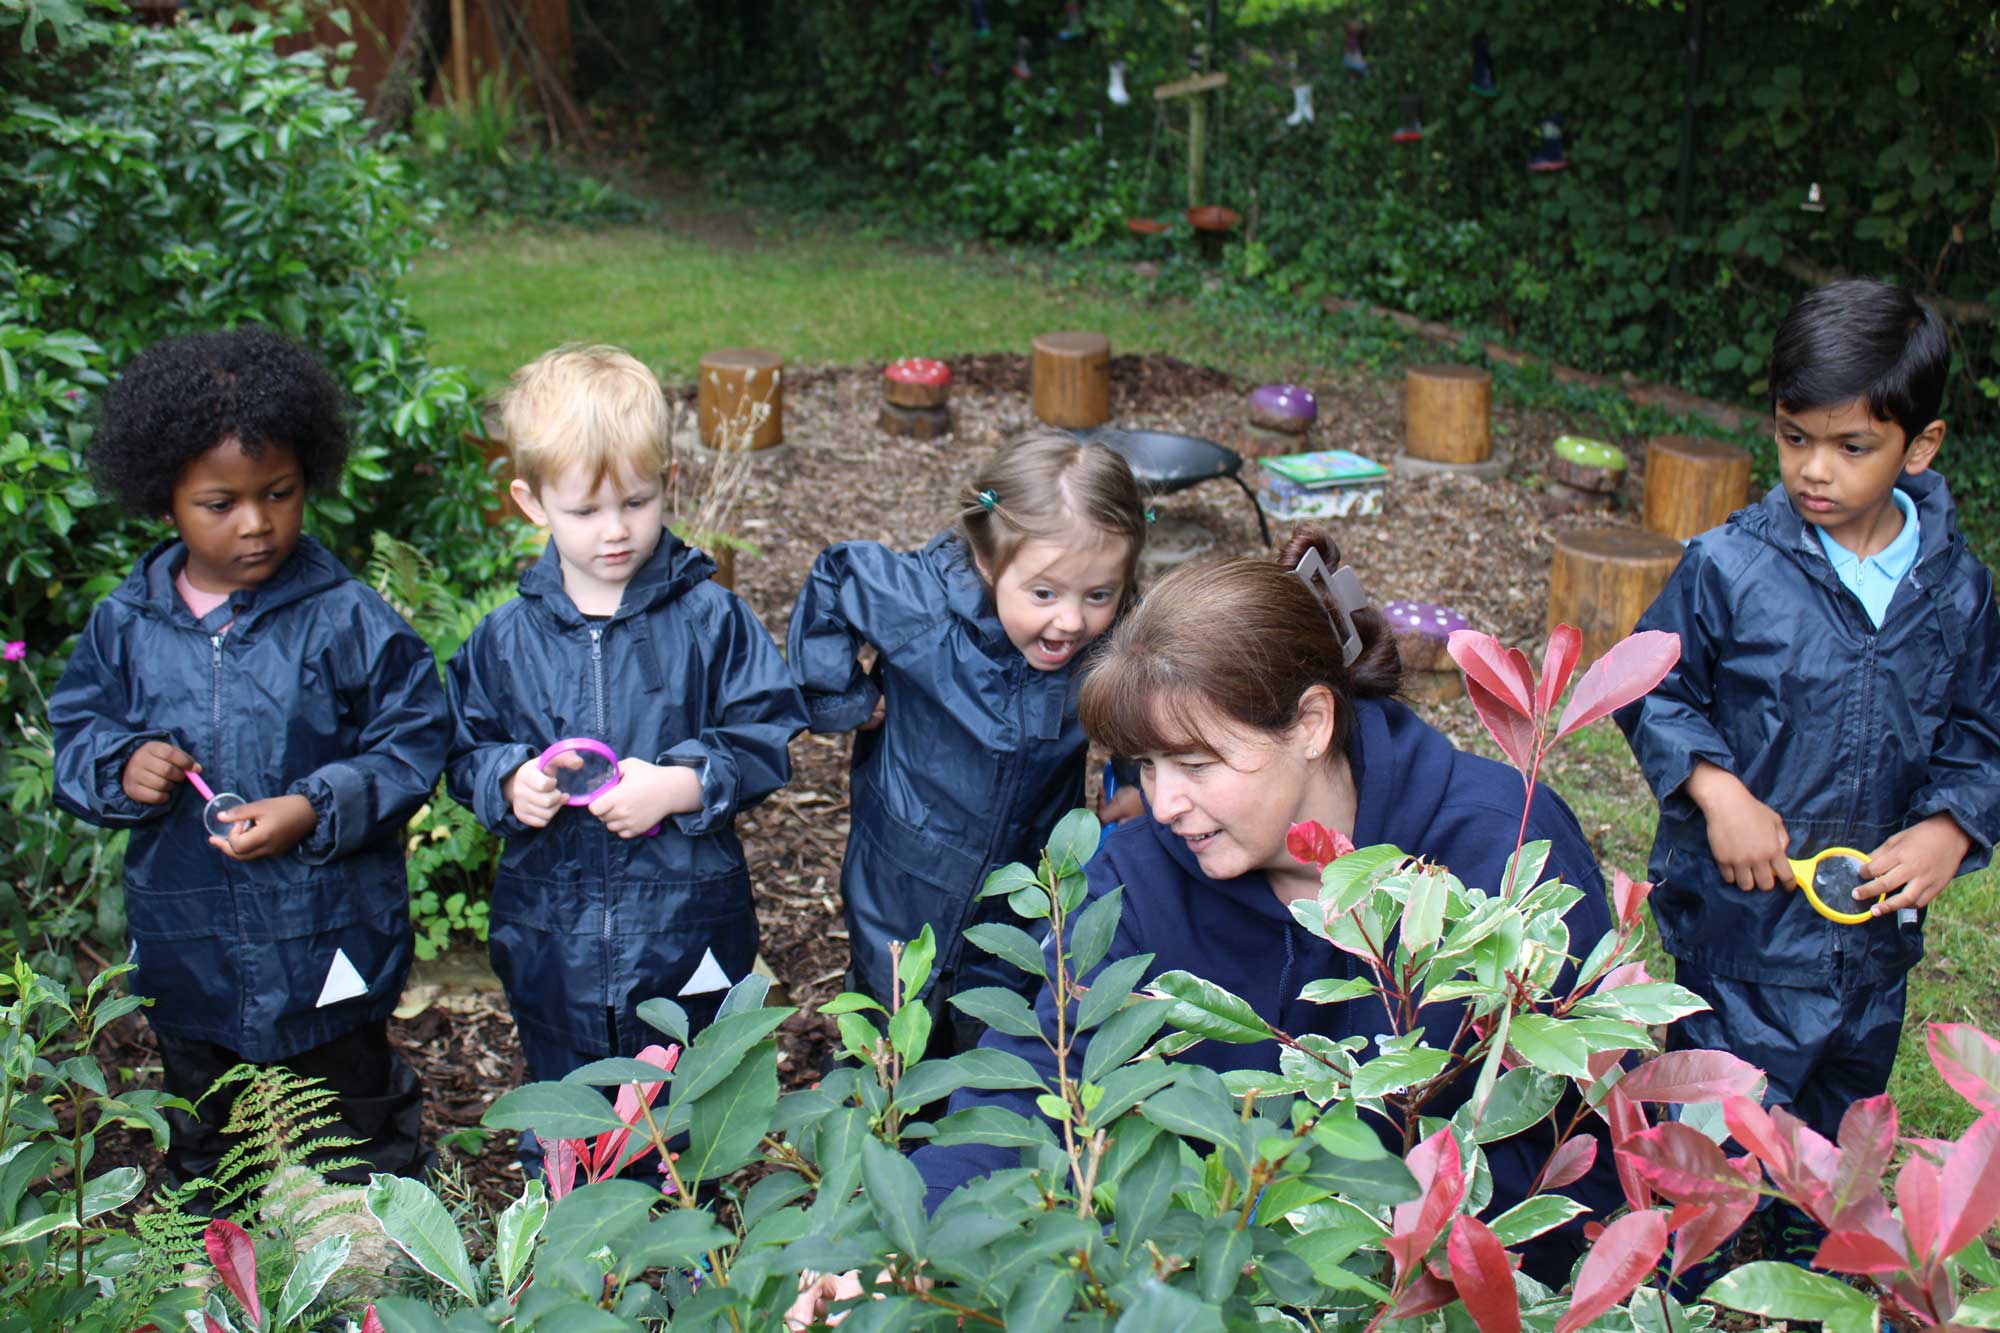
[1099,785,1145,825]
[589,758,702,839]
[209,794,316,861]
[1685,762,1794,891]
[123,740,198,805]
[1857,813,1973,917]
[858,698,886,732]
[505,755,570,828]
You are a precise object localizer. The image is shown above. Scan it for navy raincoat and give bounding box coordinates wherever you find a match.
[787,532,1099,1008]
[1616,471,2000,987]
[910,697,1621,1279]
[50,537,448,1062]
[446,536,806,1066]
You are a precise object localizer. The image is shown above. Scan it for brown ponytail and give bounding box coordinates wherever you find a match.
[1080,525,1401,758]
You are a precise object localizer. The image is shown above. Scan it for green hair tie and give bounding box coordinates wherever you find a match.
[977,488,999,512]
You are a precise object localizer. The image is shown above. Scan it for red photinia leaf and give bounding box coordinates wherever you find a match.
[1286,820,1355,871]
[548,1135,581,1202]
[1813,1228,1912,1275]
[1388,1128,1467,1280]
[1617,1049,1763,1104]
[1610,870,1653,932]
[1463,673,1540,774]
[204,1219,261,1328]
[1537,624,1583,721]
[1621,1122,1760,1204]
[1594,960,1653,995]
[205,1318,230,1333]
[1585,1049,1624,1083]
[1671,1171,1759,1278]
[362,1307,386,1333]
[1829,1095,1898,1216]
[1939,1113,2000,1258]
[1448,1216,1521,1333]
[1929,1024,2000,1116]
[1555,1208,1669,1333]
[1553,630,1681,741]
[1543,1133,1599,1191]
[594,1042,681,1176]
[1896,1153,1942,1265]
[1606,1088,1655,1212]
[1388,1269,1461,1320]
[1723,1095,1790,1177]
[1447,630,1537,719]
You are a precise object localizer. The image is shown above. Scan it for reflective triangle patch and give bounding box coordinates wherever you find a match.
[676,947,731,996]
[315,948,369,1008]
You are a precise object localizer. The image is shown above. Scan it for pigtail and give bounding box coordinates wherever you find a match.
[1276,526,1404,699]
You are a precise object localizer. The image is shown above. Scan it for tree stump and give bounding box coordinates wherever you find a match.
[697,347,785,453]
[1404,364,1492,464]
[1549,527,1683,665]
[878,403,953,439]
[1032,332,1111,429]
[1642,435,1752,541]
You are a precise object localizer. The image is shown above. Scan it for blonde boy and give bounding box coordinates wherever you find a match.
[444,346,806,1171]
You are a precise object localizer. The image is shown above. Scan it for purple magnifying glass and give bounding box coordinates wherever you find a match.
[535,738,660,836]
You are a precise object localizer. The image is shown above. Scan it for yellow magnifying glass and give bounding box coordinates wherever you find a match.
[1790,847,1918,928]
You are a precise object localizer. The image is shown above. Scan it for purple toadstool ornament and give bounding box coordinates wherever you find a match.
[1248,383,1318,434]
[1382,600,1468,673]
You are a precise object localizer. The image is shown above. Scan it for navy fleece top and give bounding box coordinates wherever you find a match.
[911,696,1619,1227]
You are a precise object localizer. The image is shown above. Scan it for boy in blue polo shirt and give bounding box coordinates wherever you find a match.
[1617,279,2000,1258]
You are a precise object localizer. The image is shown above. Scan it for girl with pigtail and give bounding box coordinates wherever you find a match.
[786,429,1148,1055]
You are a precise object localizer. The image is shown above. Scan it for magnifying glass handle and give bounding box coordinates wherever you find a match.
[186,770,216,802]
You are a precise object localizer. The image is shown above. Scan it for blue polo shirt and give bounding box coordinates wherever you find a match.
[1817,486,1920,628]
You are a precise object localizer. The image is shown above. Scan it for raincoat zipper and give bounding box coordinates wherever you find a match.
[590,624,614,1005]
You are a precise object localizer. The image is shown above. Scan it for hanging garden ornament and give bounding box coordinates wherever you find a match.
[1012,35,1032,79]
[965,0,988,37]
[1470,32,1497,97]
[1528,114,1569,171]
[1801,182,1826,212]
[1342,21,1368,76]
[1107,60,1130,105]
[1058,0,1084,40]
[1391,94,1424,143]
[1286,82,1315,126]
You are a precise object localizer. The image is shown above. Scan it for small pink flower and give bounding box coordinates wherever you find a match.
[2,642,24,663]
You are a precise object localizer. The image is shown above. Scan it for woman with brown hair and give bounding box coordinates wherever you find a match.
[908,526,1619,1281]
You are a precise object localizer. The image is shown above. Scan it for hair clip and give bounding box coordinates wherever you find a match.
[977,488,999,512]
[1291,545,1369,667]
[1144,506,1157,524]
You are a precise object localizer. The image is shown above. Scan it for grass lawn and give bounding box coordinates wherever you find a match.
[405,223,1316,391]
[406,216,2000,1139]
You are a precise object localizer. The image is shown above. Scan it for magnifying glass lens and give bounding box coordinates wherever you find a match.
[1812,855,1868,915]
[550,750,617,801]
[204,792,249,840]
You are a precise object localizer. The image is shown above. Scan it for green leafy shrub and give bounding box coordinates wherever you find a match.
[404,72,649,231]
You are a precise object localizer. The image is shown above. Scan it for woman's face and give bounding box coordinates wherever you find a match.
[1138,697,1331,884]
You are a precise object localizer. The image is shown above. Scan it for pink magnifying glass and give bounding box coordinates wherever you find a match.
[184,769,252,840]
[535,738,660,836]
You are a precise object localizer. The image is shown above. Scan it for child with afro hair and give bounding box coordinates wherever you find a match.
[50,328,450,1191]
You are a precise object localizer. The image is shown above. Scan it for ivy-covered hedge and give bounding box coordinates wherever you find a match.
[581,0,1999,552]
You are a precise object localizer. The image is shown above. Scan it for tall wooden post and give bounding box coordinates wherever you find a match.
[1155,71,1229,208]
[448,0,470,105]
